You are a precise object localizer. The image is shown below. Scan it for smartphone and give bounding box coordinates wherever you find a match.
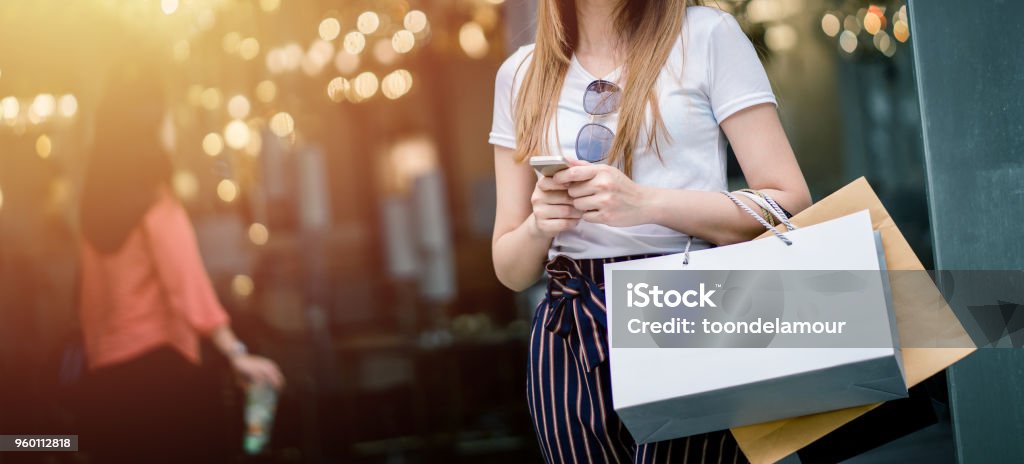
[529,155,570,177]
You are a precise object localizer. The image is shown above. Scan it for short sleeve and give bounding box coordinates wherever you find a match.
[144,188,230,335]
[707,14,777,123]
[489,46,532,149]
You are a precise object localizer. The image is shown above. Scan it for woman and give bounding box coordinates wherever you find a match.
[490,1,811,462]
[78,61,284,463]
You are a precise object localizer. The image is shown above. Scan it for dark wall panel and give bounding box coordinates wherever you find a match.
[908,1,1024,463]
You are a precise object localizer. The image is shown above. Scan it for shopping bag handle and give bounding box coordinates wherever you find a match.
[680,191,794,267]
[721,191,794,246]
[734,190,797,232]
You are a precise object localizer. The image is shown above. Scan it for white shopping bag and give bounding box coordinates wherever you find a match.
[604,209,907,444]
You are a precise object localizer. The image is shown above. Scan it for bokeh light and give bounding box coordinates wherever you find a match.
[227,95,251,119]
[36,134,52,159]
[282,43,303,71]
[822,14,841,37]
[248,223,270,245]
[160,0,178,15]
[200,87,223,110]
[319,17,341,41]
[381,70,413,100]
[352,72,379,101]
[765,24,797,52]
[202,132,224,156]
[269,112,295,137]
[265,49,285,74]
[59,95,78,117]
[231,274,255,298]
[1,97,18,120]
[840,30,858,53]
[343,32,366,55]
[874,30,896,57]
[239,37,260,60]
[328,77,350,103]
[308,40,335,67]
[867,6,887,28]
[255,80,277,103]
[894,20,910,43]
[459,22,489,59]
[373,40,397,65]
[404,10,428,34]
[746,0,791,24]
[357,12,380,35]
[392,30,415,54]
[863,11,882,36]
[334,51,360,75]
[217,179,239,203]
[844,15,862,35]
[224,120,251,150]
[31,94,56,119]
[172,171,199,200]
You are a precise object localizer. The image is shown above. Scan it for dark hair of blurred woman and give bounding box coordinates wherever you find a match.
[79,60,172,254]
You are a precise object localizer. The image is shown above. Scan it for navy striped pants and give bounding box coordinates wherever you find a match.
[527,255,748,464]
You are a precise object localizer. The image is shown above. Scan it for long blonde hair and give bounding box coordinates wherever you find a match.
[513,0,701,177]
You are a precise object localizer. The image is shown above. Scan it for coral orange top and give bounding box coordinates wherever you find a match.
[79,188,229,370]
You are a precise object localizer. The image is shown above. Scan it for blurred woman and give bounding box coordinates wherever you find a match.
[77,61,283,463]
[491,0,811,462]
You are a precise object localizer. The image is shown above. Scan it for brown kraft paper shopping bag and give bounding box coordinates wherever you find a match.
[730,177,975,464]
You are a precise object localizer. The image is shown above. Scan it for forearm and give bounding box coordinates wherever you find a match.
[643,187,809,246]
[492,213,554,292]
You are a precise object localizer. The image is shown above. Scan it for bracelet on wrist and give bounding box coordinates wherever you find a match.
[229,341,248,359]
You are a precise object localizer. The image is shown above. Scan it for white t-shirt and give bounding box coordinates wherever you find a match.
[490,6,777,259]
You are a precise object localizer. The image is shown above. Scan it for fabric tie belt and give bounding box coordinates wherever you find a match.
[543,255,610,373]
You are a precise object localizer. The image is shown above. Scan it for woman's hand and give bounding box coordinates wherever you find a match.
[231,355,286,390]
[555,159,654,227]
[530,175,583,237]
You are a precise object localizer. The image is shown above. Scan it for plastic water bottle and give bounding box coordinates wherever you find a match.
[243,382,278,455]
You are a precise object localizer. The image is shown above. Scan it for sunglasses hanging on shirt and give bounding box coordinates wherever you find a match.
[575,79,622,163]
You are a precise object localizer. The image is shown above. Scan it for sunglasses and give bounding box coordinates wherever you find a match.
[575,79,622,163]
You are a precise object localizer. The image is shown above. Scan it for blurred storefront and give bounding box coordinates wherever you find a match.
[0,0,948,463]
